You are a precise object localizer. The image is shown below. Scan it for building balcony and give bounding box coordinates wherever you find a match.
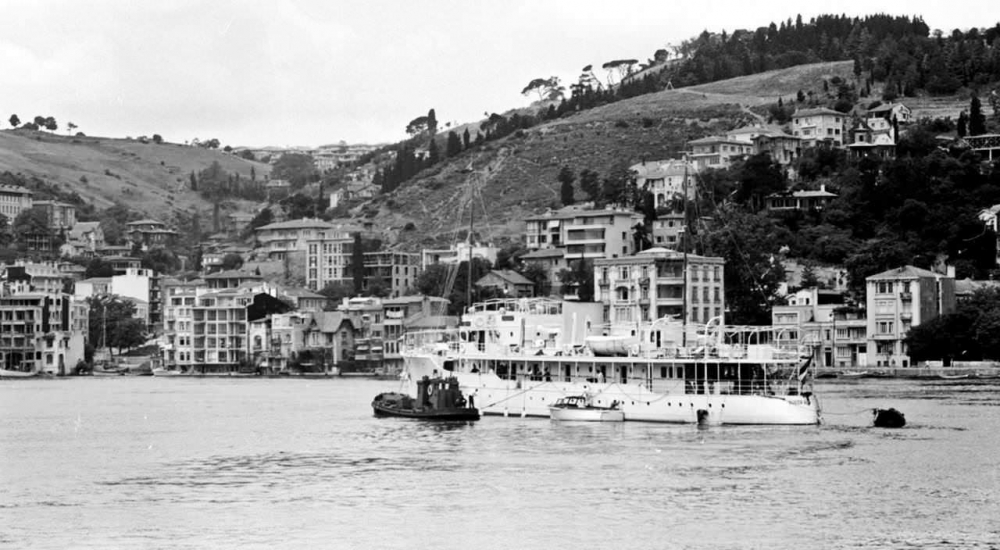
[899,311,913,321]
[598,278,609,287]
[900,292,912,301]
[871,333,898,340]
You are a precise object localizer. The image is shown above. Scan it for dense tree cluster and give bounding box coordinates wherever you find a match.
[906,287,1000,362]
[193,161,266,202]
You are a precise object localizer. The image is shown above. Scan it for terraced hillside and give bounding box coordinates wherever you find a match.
[0,130,270,220]
[367,61,858,249]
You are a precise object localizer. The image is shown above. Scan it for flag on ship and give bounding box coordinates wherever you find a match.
[798,354,814,382]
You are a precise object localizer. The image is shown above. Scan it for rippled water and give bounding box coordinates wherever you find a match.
[2,377,999,549]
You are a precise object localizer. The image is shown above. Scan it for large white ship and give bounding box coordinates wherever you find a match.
[401,298,820,425]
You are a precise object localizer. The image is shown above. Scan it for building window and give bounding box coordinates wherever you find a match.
[877,321,894,334]
[876,281,893,294]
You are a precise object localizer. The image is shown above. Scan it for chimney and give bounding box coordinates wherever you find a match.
[946,265,955,278]
[820,184,826,192]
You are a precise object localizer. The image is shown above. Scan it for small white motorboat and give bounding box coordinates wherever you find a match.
[549,395,625,422]
[151,367,186,377]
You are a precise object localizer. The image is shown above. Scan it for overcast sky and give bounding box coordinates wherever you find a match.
[2,0,993,148]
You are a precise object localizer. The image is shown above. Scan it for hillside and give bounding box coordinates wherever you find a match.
[366,61,862,248]
[0,130,271,221]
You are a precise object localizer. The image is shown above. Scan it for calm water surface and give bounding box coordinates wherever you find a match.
[1,377,999,549]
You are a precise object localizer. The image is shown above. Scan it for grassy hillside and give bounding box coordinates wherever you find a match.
[367,62,865,249]
[0,130,271,220]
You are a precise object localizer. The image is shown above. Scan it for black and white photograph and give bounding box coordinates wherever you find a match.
[2,1,999,548]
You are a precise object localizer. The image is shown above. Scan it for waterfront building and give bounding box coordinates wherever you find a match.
[865,265,955,368]
[304,311,355,367]
[75,266,159,330]
[650,213,686,249]
[594,247,725,325]
[0,291,86,375]
[160,278,201,371]
[191,287,290,372]
[380,295,454,374]
[771,288,862,368]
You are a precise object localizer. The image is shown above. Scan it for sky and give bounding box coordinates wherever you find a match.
[2,0,994,148]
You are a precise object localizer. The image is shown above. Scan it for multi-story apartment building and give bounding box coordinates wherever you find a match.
[340,297,385,370]
[771,288,864,368]
[1,262,70,295]
[160,278,200,370]
[650,213,686,249]
[791,107,846,148]
[594,248,725,325]
[362,251,420,297]
[525,208,643,260]
[0,292,86,375]
[33,200,77,230]
[0,184,32,220]
[687,135,755,169]
[75,267,159,329]
[865,265,955,368]
[257,218,357,262]
[631,159,697,209]
[304,230,355,291]
[191,287,290,373]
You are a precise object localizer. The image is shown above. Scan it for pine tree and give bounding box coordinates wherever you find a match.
[189,171,198,191]
[957,111,968,137]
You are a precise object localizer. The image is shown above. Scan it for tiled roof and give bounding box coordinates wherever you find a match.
[867,265,941,280]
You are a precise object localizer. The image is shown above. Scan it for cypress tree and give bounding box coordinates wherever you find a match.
[462,128,471,150]
[970,95,987,136]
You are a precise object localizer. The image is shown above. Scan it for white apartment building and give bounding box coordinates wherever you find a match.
[525,208,643,260]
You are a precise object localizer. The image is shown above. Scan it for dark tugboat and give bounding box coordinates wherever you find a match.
[873,407,906,428]
[372,375,480,421]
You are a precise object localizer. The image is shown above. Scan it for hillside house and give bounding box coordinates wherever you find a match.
[475,270,535,298]
[126,219,178,250]
[791,108,845,148]
[866,102,912,125]
[631,159,697,208]
[765,185,837,212]
[0,184,33,220]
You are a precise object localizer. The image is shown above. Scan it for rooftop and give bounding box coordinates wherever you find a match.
[868,265,943,281]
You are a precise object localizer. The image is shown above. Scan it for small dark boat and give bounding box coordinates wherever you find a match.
[873,407,906,428]
[372,376,479,421]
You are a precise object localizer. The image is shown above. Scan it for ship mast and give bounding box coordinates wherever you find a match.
[466,200,473,311]
[681,156,688,347]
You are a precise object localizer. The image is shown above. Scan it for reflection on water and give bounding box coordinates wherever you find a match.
[2,377,999,549]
